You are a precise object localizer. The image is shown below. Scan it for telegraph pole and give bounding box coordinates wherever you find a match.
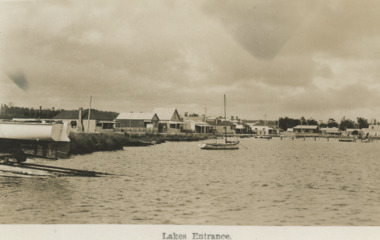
[87,96,92,132]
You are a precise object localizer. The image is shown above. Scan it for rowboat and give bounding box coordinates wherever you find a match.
[199,141,239,150]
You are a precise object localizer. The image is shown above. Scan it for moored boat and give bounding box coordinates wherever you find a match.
[339,138,355,142]
[255,135,272,140]
[199,141,239,150]
[200,95,239,150]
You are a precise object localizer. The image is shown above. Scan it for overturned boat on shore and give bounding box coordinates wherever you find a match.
[0,119,70,162]
[0,119,70,142]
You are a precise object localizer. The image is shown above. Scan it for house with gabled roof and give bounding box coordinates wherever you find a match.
[153,108,183,133]
[116,112,159,132]
[183,116,212,133]
[52,108,118,133]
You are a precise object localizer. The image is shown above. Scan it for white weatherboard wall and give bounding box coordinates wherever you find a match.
[82,120,97,132]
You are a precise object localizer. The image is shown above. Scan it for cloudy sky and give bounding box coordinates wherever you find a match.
[1,0,380,121]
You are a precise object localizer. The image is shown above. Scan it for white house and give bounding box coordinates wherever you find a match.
[52,108,117,133]
[362,124,380,137]
[249,125,271,135]
[183,116,212,133]
[153,108,183,133]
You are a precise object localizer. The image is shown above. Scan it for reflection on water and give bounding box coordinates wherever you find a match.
[1,138,380,225]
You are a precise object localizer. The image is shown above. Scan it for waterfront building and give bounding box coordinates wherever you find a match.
[344,128,363,137]
[52,108,118,133]
[320,127,341,136]
[115,112,159,132]
[183,116,213,133]
[293,125,319,134]
[362,124,380,137]
[153,108,183,133]
[249,124,272,135]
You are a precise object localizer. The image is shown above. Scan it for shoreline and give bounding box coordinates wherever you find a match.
[68,132,215,155]
[68,132,380,156]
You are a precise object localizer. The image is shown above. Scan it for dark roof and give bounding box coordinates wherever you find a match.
[209,121,235,126]
[52,110,78,119]
[52,109,118,121]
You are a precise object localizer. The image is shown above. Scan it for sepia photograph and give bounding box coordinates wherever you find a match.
[1,0,380,239]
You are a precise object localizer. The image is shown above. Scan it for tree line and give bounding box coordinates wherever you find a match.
[0,103,374,132]
[0,104,64,119]
[279,117,371,131]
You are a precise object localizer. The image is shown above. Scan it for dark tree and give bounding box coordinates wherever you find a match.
[339,119,357,131]
[357,117,369,129]
[279,117,301,131]
[327,118,339,128]
[0,104,64,119]
[306,118,318,125]
[300,116,306,125]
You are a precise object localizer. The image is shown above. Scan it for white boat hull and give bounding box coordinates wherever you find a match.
[0,122,70,142]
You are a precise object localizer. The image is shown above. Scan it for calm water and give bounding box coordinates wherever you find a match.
[1,137,380,225]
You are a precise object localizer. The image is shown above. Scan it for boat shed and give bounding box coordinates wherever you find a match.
[115,112,159,132]
[153,108,183,133]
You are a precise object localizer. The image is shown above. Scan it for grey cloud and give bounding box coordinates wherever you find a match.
[1,0,380,120]
[203,0,317,60]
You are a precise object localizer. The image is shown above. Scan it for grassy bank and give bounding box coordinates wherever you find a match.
[69,132,125,154]
[68,132,212,155]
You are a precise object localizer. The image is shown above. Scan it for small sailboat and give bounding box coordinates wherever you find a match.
[200,95,239,150]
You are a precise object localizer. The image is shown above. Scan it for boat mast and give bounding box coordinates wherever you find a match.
[224,94,227,143]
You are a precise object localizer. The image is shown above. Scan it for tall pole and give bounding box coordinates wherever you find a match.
[264,114,267,126]
[87,96,92,132]
[224,94,227,143]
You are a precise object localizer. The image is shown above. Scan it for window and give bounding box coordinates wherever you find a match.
[70,121,77,128]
